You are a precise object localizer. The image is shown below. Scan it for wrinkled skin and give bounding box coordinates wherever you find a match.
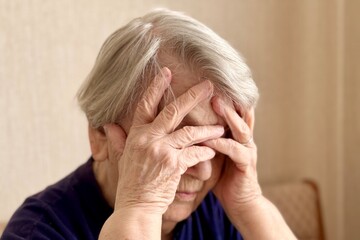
[96,67,263,239]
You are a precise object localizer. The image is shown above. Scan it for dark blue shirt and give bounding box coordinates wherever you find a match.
[2,159,243,240]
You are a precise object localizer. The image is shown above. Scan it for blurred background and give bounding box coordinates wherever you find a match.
[0,0,359,239]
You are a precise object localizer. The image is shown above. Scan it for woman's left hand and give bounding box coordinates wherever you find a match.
[205,96,297,239]
[203,96,261,214]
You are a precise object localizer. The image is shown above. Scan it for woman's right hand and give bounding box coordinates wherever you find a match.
[104,67,224,215]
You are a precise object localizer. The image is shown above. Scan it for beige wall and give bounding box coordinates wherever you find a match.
[0,1,358,239]
[344,0,360,239]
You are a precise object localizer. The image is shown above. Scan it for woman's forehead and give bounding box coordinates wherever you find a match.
[181,100,226,127]
[159,62,231,128]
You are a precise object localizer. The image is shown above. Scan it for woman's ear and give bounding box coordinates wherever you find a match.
[88,125,109,162]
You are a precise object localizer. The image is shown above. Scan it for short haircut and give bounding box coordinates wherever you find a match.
[77,9,259,128]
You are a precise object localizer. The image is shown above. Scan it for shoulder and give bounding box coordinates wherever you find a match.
[1,197,67,239]
[2,159,108,239]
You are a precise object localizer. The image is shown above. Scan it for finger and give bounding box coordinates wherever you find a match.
[168,125,224,149]
[211,96,252,145]
[133,67,171,125]
[235,104,255,135]
[153,80,214,134]
[177,146,216,174]
[203,138,252,167]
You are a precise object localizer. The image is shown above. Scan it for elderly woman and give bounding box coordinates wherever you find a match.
[2,9,295,240]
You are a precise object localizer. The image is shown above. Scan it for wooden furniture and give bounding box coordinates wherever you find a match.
[263,180,325,240]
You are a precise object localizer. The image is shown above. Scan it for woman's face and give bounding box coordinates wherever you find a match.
[97,64,229,235]
[159,65,228,229]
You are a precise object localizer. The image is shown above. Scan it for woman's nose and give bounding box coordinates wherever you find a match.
[184,160,212,181]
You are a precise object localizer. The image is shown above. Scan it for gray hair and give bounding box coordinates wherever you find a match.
[77,9,259,128]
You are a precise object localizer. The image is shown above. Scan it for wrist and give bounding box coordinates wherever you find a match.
[227,196,296,239]
[100,207,162,240]
[228,195,269,223]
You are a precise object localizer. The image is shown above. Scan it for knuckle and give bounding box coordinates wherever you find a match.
[176,126,199,148]
[228,138,237,148]
[163,103,179,118]
[128,133,149,152]
[181,126,195,138]
[186,88,198,100]
[163,153,178,170]
[137,97,150,110]
[240,122,250,134]
[135,98,153,121]
[148,143,177,169]
[136,133,150,146]
[147,142,162,159]
[229,140,241,156]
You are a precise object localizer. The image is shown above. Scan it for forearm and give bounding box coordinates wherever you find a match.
[99,208,162,240]
[228,196,297,240]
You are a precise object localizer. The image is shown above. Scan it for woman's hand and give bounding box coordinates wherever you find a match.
[99,68,224,239]
[204,96,261,213]
[204,96,296,239]
[105,68,224,215]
